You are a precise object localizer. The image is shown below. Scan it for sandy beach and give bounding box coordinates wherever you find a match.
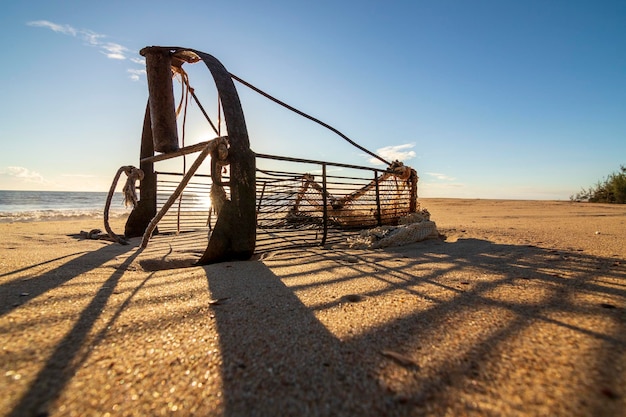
[1,198,625,416]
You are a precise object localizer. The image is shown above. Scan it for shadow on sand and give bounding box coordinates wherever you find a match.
[2,242,137,417]
[205,237,625,416]
[3,237,625,416]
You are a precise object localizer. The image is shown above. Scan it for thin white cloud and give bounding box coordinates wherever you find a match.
[130,57,146,65]
[1,166,45,183]
[426,172,457,181]
[27,20,127,59]
[310,167,344,175]
[101,42,128,60]
[27,20,77,36]
[128,68,146,81]
[82,30,106,46]
[27,20,145,80]
[369,143,417,166]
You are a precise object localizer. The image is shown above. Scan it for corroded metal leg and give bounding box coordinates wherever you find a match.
[143,47,179,153]
[125,104,157,238]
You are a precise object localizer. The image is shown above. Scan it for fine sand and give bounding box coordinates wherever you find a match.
[1,199,625,416]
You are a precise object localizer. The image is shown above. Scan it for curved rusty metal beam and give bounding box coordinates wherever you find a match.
[187,48,257,264]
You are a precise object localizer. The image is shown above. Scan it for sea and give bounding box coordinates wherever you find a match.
[0,190,131,223]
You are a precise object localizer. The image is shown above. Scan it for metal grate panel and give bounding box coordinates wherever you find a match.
[154,154,418,252]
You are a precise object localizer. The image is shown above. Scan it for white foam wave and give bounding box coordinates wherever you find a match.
[0,208,129,223]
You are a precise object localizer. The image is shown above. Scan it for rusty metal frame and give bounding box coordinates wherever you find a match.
[125,46,256,264]
[124,46,418,263]
[152,153,418,253]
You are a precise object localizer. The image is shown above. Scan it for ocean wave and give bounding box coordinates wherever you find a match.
[0,208,130,223]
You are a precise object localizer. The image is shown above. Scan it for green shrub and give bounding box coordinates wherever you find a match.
[571,165,626,203]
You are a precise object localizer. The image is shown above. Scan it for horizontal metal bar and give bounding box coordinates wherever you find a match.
[143,136,228,163]
[157,172,213,179]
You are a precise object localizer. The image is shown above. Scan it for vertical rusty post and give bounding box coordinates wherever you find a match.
[408,168,418,213]
[141,47,179,153]
[125,103,158,238]
[374,170,382,226]
[257,182,266,214]
[321,163,328,246]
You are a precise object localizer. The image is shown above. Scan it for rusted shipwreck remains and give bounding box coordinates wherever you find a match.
[122,46,419,264]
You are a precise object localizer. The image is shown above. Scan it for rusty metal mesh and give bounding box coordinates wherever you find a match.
[153,154,418,252]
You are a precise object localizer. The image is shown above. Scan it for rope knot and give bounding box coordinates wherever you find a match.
[104,165,144,245]
[122,166,144,208]
[389,160,412,181]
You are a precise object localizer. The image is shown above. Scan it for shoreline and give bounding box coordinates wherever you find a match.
[0,197,611,222]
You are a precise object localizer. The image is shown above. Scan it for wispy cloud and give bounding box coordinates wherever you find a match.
[128,68,146,81]
[426,172,457,181]
[1,166,45,183]
[27,20,143,80]
[369,143,417,166]
[27,20,77,36]
[130,57,145,65]
[101,42,129,60]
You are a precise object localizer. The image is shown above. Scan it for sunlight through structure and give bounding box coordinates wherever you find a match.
[113,46,429,264]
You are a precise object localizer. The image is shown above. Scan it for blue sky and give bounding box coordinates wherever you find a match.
[0,0,624,199]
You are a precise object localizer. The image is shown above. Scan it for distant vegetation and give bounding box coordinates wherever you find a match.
[571,165,626,203]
